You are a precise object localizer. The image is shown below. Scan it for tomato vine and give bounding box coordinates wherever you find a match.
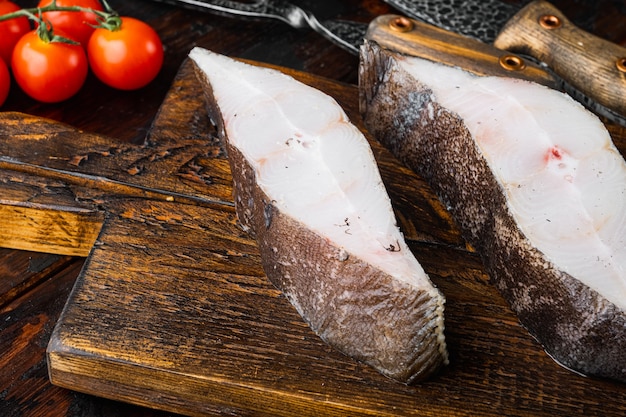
[0,0,116,28]
[0,0,163,103]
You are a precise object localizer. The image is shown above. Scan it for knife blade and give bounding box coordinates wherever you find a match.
[363,15,558,87]
[154,0,555,81]
[384,0,626,126]
[150,0,369,54]
[151,0,626,127]
[386,0,524,43]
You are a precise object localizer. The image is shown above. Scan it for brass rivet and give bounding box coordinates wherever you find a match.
[539,14,562,29]
[499,54,526,71]
[617,57,626,73]
[389,16,414,33]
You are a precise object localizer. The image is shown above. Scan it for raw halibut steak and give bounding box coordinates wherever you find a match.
[189,47,447,383]
[359,40,626,382]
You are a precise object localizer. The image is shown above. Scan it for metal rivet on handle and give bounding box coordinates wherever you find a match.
[617,58,626,73]
[539,14,562,30]
[389,16,414,33]
[499,54,526,71]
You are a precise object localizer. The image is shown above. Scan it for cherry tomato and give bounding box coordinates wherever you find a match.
[12,30,88,103]
[0,1,31,64]
[88,16,163,90]
[0,57,9,106]
[37,0,103,48]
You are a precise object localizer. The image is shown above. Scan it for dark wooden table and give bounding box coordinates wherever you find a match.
[0,1,625,416]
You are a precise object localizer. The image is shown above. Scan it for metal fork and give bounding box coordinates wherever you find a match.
[154,0,367,54]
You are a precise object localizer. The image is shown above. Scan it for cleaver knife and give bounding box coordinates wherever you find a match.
[153,0,626,126]
[385,0,626,126]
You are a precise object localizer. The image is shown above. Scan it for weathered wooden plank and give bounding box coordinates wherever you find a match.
[0,249,74,307]
[0,255,182,417]
[0,257,84,415]
[0,175,103,256]
[1,58,625,416]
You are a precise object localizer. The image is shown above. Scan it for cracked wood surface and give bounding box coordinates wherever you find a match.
[1,1,625,416]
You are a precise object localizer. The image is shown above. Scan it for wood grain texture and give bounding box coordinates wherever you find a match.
[2,57,622,416]
[366,15,558,87]
[0,1,625,416]
[0,256,179,417]
[0,170,103,256]
[0,249,73,307]
[494,0,626,124]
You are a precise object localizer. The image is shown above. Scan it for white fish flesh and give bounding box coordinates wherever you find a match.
[359,40,626,382]
[189,47,447,383]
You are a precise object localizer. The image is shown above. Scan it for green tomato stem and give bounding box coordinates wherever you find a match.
[0,0,122,42]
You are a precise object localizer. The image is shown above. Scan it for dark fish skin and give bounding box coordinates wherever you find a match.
[358,40,626,383]
[190,56,448,384]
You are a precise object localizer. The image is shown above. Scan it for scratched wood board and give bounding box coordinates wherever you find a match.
[0,59,625,416]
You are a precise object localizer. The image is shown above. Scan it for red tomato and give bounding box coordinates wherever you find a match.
[0,57,9,106]
[11,30,88,103]
[88,16,163,90]
[0,1,31,64]
[37,0,103,48]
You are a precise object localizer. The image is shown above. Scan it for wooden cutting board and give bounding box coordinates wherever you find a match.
[1,58,625,417]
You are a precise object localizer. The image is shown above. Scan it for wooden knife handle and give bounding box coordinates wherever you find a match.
[364,15,557,88]
[494,0,626,121]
